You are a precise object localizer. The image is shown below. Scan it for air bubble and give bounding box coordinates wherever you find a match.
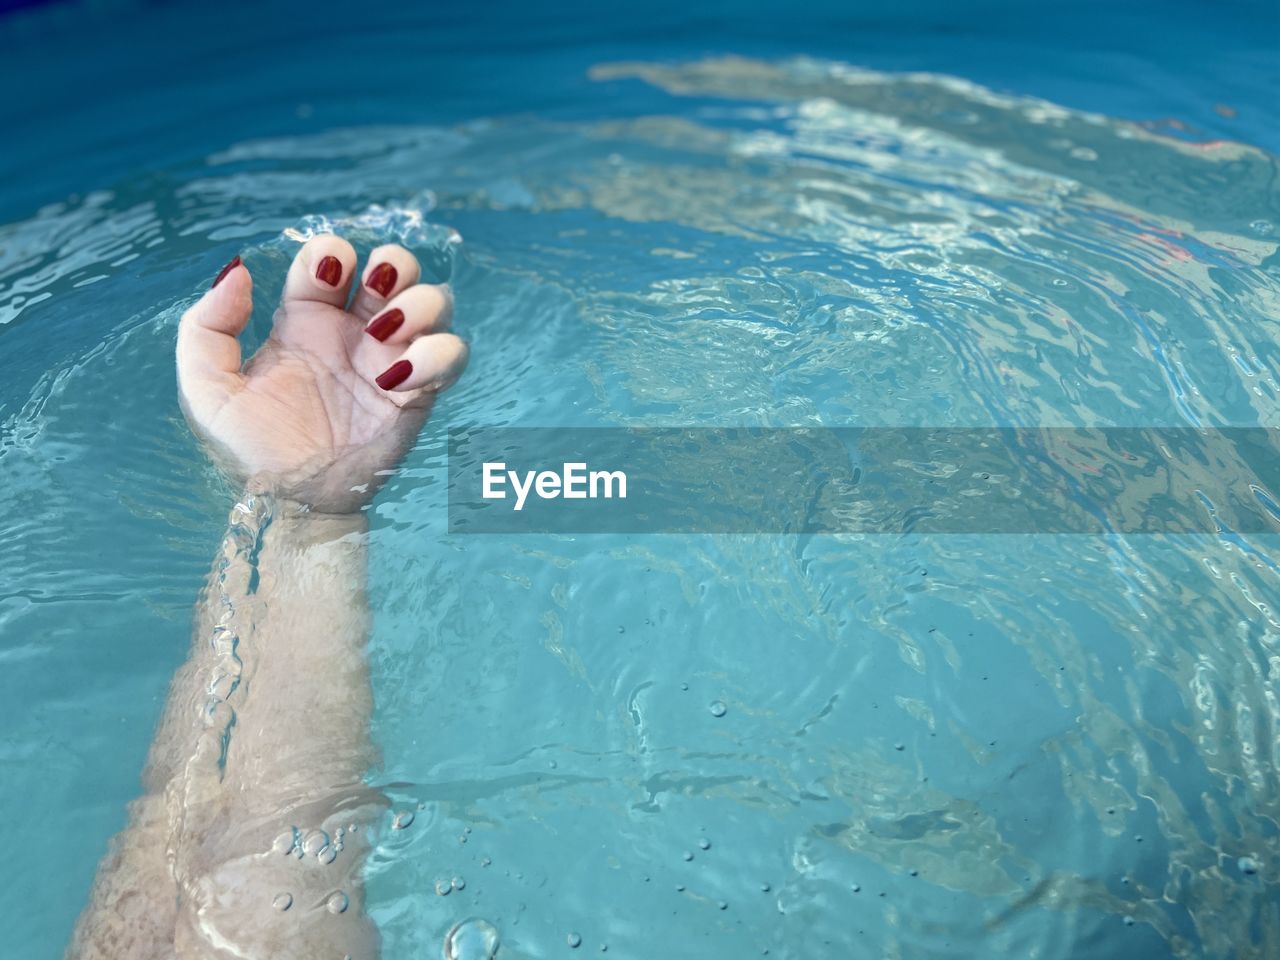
[301,830,329,856]
[444,918,500,960]
[709,700,727,717]
[436,880,453,896]
[567,932,583,948]
[452,876,467,891]
[1238,856,1260,875]
[271,831,296,855]
[760,882,771,893]
[318,845,337,865]
[698,838,711,851]
[1123,916,1135,927]
[683,851,694,862]
[327,891,349,914]
[392,810,415,830]
[272,892,293,912]
[718,900,728,910]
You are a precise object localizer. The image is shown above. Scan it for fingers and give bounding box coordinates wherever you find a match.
[281,234,357,308]
[350,244,421,322]
[362,283,453,345]
[177,255,252,387]
[373,333,469,394]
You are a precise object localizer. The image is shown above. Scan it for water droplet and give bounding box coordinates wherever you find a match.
[894,743,905,752]
[683,851,694,862]
[318,845,337,865]
[1123,915,1135,927]
[852,884,861,893]
[272,892,293,912]
[452,876,467,891]
[709,700,727,717]
[718,900,728,910]
[567,932,583,948]
[909,868,918,877]
[680,682,689,691]
[698,838,711,851]
[481,856,492,867]
[676,883,686,892]
[1238,856,1260,875]
[327,891,349,914]
[444,918,500,960]
[436,879,453,896]
[392,810,415,830]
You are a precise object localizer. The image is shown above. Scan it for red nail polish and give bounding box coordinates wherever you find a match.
[366,262,398,297]
[315,255,343,287]
[376,359,412,390]
[211,255,241,289]
[365,308,405,342]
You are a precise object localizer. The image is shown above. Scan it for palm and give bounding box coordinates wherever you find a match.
[177,238,466,512]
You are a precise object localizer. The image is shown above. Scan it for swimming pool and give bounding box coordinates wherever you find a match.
[2,1,1278,957]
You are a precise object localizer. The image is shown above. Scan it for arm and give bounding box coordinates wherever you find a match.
[70,235,466,960]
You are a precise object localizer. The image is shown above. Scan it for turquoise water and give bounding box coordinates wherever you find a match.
[2,2,1280,958]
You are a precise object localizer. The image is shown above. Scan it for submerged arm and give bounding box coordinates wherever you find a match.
[72,234,466,960]
[74,494,382,960]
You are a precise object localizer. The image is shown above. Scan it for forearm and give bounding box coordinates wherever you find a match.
[73,491,382,959]
[219,496,375,808]
[147,493,375,808]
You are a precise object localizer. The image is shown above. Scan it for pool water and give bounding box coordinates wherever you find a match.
[2,1,1279,958]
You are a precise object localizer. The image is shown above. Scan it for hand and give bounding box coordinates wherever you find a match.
[177,235,468,513]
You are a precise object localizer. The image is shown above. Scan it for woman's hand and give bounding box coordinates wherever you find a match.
[176,234,467,513]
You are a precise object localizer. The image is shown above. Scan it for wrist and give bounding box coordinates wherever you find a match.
[231,485,369,548]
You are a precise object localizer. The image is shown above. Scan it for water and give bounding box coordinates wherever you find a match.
[2,1,1279,958]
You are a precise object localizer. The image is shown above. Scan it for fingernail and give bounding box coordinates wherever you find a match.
[315,255,343,287]
[211,255,241,289]
[376,359,413,391]
[365,308,405,342]
[366,262,398,297]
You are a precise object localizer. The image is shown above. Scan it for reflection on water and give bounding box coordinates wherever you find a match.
[2,57,1279,960]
